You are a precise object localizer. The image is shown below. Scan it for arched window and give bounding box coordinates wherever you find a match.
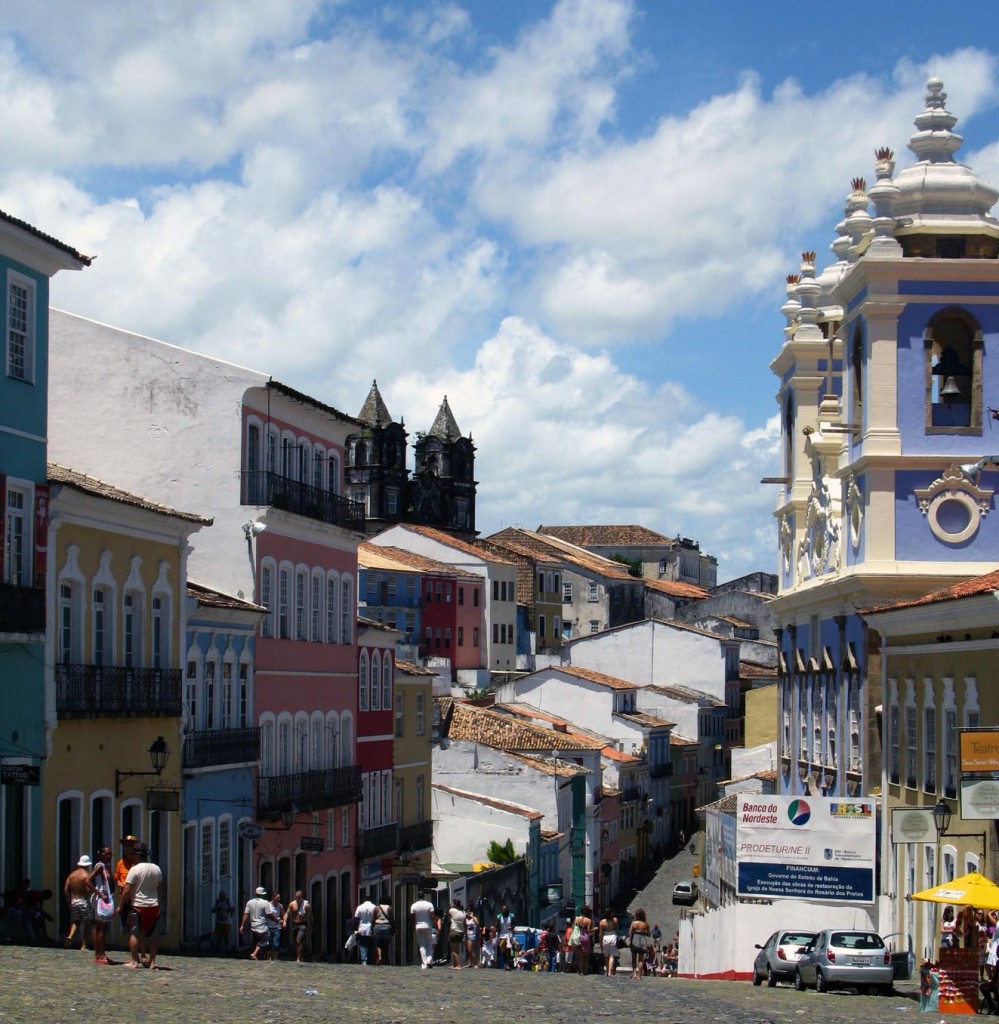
[370,651,381,710]
[326,572,340,643]
[382,653,392,710]
[359,653,369,712]
[339,713,353,768]
[924,307,983,434]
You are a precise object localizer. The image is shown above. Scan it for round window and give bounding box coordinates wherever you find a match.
[926,490,981,544]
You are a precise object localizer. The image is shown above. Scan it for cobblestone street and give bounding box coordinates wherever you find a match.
[0,945,933,1024]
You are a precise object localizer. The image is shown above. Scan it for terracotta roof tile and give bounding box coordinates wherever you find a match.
[538,524,674,546]
[553,665,637,691]
[740,661,777,679]
[861,569,999,614]
[187,580,267,614]
[507,752,589,778]
[446,700,602,752]
[645,578,709,599]
[397,659,436,677]
[388,525,515,564]
[485,528,637,580]
[645,683,724,706]
[358,543,480,578]
[617,710,675,728]
[49,463,211,524]
[267,379,360,426]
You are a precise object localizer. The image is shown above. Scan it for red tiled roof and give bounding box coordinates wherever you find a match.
[862,570,999,614]
[390,525,515,564]
[397,659,436,677]
[551,665,637,691]
[358,543,480,578]
[645,578,709,599]
[188,581,266,614]
[538,524,674,547]
[446,700,602,752]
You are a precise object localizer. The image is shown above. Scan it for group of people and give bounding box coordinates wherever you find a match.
[240,888,310,962]
[60,835,162,969]
[936,903,999,1014]
[401,897,678,977]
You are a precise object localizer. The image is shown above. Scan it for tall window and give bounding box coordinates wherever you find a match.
[123,593,140,667]
[924,705,937,794]
[906,699,918,788]
[327,577,338,643]
[238,663,249,726]
[278,720,290,774]
[185,659,198,729]
[58,585,77,663]
[260,565,273,638]
[416,693,425,736]
[311,575,321,641]
[944,708,958,796]
[889,704,900,785]
[382,655,392,709]
[3,486,29,585]
[341,578,352,643]
[92,588,109,667]
[295,570,307,641]
[278,569,290,639]
[200,821,213,886]
[415,775,425,824]
[395,693,404,738]
[218,819,231,879]
[359,655,369,711]
[151,596,164,669]
[370,652,381,710]
[221,662,233,729]
[204,660,216,729]
[6,273,34,382]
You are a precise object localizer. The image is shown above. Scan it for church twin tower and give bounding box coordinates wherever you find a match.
[345,381,476,538]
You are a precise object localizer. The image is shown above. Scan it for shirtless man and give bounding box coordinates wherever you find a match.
[64,855,94,950]
[283,890,310,962]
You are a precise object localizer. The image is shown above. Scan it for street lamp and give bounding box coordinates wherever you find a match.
[115,736,170,797]
[932,798,953,838]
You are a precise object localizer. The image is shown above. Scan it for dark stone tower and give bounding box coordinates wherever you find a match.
[409,396,477,536]
[345,380,409,534]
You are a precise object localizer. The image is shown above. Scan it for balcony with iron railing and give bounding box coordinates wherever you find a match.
[357,823,399,860]
[242,470,365,531]
[258,765,362,817]
[399,819,434,852]
[183,726,261,770]
[56,664,183,718]
[0,583,45,635]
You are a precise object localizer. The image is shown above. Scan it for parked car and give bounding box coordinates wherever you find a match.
[672,881,697,906]
[794,929,895,994]
[752,929,817,987]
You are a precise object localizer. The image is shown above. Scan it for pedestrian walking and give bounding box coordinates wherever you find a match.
[63,855,95,951]
[266,892,283,960]
[284,890,310,963]
[373,896,394,965]
[241,886,271,960]
[87,847,116,965]
[211,890,234,954]
[120,841,162,969]
[354,894,377,966]
[410,894,435,969]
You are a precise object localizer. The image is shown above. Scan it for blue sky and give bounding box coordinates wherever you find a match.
[4,1,999,580]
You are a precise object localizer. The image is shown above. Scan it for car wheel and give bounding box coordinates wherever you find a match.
[767,965,777,988]
[881,984,895,996]
[794,969,806,991]
[815,969,828,993]
[752,967,763,986]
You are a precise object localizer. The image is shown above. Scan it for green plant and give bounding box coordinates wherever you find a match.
[486,838,516,865]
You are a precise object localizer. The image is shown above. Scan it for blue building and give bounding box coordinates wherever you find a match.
[180,582,264,949]
[770,79,999,803]
[0,211,88,893]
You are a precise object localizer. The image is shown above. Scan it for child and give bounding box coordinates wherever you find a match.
[480,925,498,968]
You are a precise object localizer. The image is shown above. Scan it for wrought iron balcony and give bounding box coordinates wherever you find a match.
[183,726,260,770]
[0,583,45,635]
[357,823,399,860]
[399,819,434,852]
[650,762,674,779]
[56,664,183,718]
[258,765,362,817]
[242,470,365,531]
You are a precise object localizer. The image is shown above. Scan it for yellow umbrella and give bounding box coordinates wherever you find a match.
[910,871,999,911]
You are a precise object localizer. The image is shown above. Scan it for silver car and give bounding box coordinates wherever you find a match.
[794,929,894,994]
[752,929,817,987]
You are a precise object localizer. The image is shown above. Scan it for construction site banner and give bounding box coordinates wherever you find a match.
[735,795,876,904]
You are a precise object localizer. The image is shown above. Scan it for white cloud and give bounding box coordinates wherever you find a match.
[387,317,780,576]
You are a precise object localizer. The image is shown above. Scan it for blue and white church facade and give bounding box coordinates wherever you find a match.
[771,79,999,807]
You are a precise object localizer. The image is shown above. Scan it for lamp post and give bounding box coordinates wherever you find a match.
[115,736,170,797]
[931,798,953,958]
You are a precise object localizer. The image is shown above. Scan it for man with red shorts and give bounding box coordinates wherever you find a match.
[121,842,162,969]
